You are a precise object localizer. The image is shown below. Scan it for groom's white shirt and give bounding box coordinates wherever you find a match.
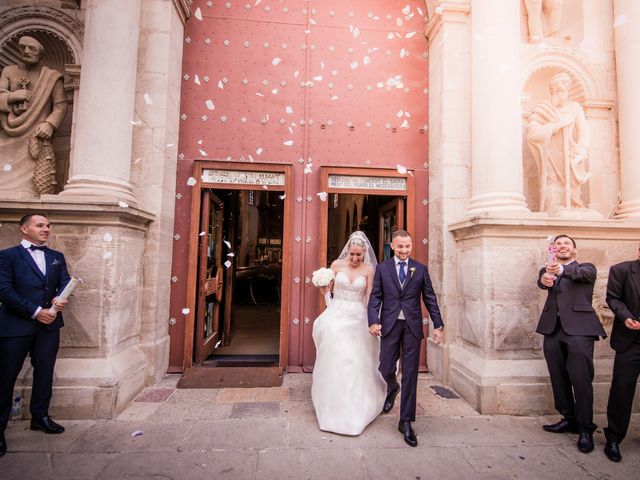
[393,256,407,319]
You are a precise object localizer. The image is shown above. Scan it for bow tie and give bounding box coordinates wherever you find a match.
[29,245,48,251]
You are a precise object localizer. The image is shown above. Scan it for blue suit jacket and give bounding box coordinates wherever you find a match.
[367,258,444,339]
[0,244,70,337]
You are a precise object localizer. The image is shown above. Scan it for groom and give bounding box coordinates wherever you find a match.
[367,230,444,447]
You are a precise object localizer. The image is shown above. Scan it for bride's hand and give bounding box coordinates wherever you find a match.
[319,285,330,295]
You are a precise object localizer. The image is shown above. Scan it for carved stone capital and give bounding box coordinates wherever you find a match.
[425,2,471,43]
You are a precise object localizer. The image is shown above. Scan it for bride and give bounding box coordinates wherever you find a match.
[311,231,386,435]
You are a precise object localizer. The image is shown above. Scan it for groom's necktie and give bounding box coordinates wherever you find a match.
[398,261,406,284]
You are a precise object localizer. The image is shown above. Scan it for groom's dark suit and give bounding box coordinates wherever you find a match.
[0,242,70,436]
[368,257,443,422]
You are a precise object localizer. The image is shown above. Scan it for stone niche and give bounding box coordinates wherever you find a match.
[0,5,83,199]
[447,217,640,415]
[0,199,154,419]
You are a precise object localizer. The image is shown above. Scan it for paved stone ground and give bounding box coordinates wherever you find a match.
[2,373,639,479]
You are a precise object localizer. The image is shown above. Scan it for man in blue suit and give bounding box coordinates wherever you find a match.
[367,230,444,447]
[0,213,71,457]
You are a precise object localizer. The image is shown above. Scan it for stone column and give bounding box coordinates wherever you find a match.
[467,0,529,215]
[613,0,640,218]
[61,0,140,204]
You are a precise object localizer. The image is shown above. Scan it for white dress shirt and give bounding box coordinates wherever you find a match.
[21,239,47,318]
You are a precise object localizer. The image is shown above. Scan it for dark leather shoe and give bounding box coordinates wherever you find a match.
[30,416,65,434]
[604,440,622,462]
[0,432,6,457]
[542,418,579,434]
[577,432,594,453]
[398,421,418,447]
[382,387,400,413]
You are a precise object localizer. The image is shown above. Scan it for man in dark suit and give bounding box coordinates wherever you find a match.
[602,243,640,462]
[367,230,444,447]
[537,234,605,454]
[0,213,71,457]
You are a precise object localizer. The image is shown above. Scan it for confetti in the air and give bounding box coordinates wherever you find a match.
[118,201,129,208]
[283,140,294,146]
[397,164,408,174]
[130,119,142,125]
[304,164,313,174]
[205,99,215,110]
[224,240,231,248]
[194,7,203,20]
[402,5,411,15]
[143,93,152,105]
[103,233,113,242]
[224,260,232,268]
[181,308,190,315]
[256,147,264,155]
[350,61,359,70]
[194,75,201,85]
[3,164,11,172]
[187,177,197,186]
[272,57,282,66]
[317,192,328,201]
[218,80,224,89]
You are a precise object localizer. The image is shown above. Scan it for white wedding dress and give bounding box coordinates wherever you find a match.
[311,271,387,435]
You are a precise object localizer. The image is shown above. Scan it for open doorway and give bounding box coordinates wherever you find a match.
[195,188,284,367]
[327,193,406,265]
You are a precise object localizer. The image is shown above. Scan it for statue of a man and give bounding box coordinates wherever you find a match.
[523,0,564,43]
[526,72,591,214]
[0,36,68,196]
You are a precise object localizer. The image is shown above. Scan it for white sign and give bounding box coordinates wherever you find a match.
[201,169,285,186]
[328,175,407,191]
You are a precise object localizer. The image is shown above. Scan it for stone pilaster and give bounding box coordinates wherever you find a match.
[467,0,529,215]
[61,0,141,204]
[613,0,640,218]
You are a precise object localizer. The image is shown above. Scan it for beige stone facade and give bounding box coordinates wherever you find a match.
[0,0,638,418]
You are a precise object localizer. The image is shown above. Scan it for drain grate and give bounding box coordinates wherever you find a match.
[430,385,460,399]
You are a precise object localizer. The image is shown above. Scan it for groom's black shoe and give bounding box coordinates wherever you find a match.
[382,387,400,413]
[398,421,418,447]
[542,418,579,434]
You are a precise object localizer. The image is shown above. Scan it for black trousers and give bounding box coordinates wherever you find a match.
[378,319,421,423]
[605,336,640,444]
[543,324,596,433]
[0,329,60,433]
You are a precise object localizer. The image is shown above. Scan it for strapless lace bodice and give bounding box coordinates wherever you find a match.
[333,271,366,303]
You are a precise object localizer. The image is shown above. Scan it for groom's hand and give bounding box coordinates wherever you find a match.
[369,324,381,337]
[432,328,444,344]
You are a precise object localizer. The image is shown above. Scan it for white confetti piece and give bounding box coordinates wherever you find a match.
[279,194,286,200]
[197,139,204,145]
[309,18,316,25]
[406,31,416,38]
[285,106,293,114]
[435,6,444,15]
[118,201,129,208]
[363,56,371,65]
[417,7,424,17]
[224,260,232,268]
[387,32,395,40]
[227,252,235,257]
[134,158,141,164]
[262,185,269,190]
[320,62,325,70]
[218,80,224,89]
[313,75,323,81]
[294,70,300,78]
[396,164,408,174]
[304,164,313,174]
[317,192,327,201]
[205,99,215,110]
[283,140,294,146]
[396,18,403,26]
[187,177,197,186]
[353,27,360,38]
[103,233,113,242]
[194,75,201,85]
[613,15,627,28]
[256,147,264,155]
[143,93,152,105]
[397,110,404,118]
[272,57,282,66]
[256,92,264,97]
[199,231,206,237]
[400,48,408,58]
[271,88,279,94]
[402,5,411,15]
[401,119,409,129]
[350,61,359,70]
[181,308,190,315]
[199,149,207,156]
[223,240,231,248]
[130,119,142,125]
[3,164,11,172]
[194,7,203,20]
[331,95,339,101]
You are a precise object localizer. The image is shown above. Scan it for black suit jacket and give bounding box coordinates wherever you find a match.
[367,258,443,339]
[606,259,640,353]
[0,244,70,337]
[536,261,606,337]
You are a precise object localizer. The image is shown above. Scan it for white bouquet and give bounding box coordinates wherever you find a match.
[312,267,335,306]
